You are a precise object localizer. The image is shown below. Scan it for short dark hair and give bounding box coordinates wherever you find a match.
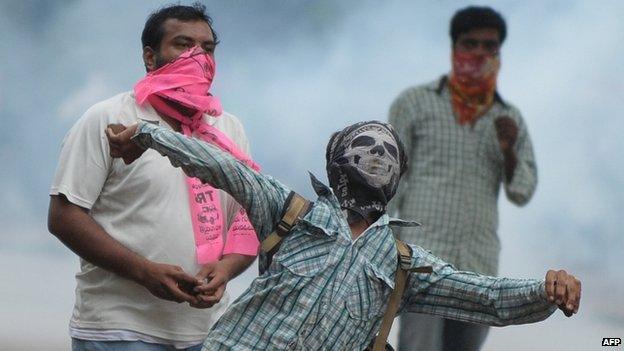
[450,6,506,45]
[141,2,218,51]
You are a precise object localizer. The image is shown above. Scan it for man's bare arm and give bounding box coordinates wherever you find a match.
[48,194,199,304]
[191,253,256,308]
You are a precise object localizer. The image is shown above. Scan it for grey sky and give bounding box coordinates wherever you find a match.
[1,1,622,350]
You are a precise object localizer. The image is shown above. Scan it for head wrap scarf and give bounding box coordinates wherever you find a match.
[326,121,407,224]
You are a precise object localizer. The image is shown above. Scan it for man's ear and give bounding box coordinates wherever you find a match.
[142,46,157,72]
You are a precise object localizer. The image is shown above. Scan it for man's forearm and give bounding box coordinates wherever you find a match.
[132,122,289,242]
[502,148,518,182]
[132,122,250,199]
[405,270,557,326]
[48,195,149,283]
[220,253,256,280]
[403,245,556,326]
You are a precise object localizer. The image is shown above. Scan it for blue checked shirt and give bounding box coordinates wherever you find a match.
[133,122,556,351]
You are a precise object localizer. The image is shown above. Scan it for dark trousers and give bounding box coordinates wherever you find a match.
[398,313,489,351]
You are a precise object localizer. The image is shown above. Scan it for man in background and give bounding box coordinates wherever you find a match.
[388,6,538,351]
[48,3,258,350]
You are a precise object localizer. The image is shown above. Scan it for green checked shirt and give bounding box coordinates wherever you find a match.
[388,77,538,276]
[133,122,554,351]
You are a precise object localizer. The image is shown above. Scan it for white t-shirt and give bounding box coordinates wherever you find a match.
[50,91,251,346]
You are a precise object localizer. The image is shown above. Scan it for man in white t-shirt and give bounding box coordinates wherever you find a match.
[48,4,258,350]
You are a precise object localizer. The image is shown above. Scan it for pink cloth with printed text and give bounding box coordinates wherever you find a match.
[134,47,259,264]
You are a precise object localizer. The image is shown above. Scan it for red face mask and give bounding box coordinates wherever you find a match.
[448,51,500,125]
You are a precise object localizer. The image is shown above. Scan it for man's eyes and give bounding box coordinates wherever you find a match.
[461,39,478,48]
[176,41,193,48]
[482,41,499,51]
[459,38,500,53]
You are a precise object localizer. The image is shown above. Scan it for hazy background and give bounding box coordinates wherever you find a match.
[1,1,622,350]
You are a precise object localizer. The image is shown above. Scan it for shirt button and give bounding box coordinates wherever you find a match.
[287,340,297,349]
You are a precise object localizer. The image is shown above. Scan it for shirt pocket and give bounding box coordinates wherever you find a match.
[273,224,337,277]
[345,263,393,320]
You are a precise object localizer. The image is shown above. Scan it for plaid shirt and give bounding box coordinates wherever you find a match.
[388,77,538,276]
[134,122,553,351]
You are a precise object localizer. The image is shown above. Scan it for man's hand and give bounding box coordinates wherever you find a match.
[494,116,519,181]
[136,261,200,304]
[494,116,518,153]
[190,262,231,309]
[545,269,582,317]
[106,123,145,164]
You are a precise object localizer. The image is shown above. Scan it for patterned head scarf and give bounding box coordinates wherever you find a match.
[448,51,500,125]
[326,121,407,224]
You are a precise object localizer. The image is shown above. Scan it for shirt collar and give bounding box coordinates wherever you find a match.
[369,215,420,229]
[308,172,345,211]
[304,175,423,287]
[130,91,159,122]
[429,75,508,108]
[307,173,421,227]
[309,172,333,197]
[388,217,421,227]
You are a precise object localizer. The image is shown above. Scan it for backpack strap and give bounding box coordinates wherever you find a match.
[260,191,311,272]
[370,239,433,351]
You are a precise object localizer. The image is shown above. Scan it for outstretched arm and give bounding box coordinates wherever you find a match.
[106,122,291,242]
[401,245,581,326]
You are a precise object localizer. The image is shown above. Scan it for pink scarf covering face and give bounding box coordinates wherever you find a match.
[134,46,260,264]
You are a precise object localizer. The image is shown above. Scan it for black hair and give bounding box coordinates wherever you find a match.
[450,6,506,44]
[141,2,218,51]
